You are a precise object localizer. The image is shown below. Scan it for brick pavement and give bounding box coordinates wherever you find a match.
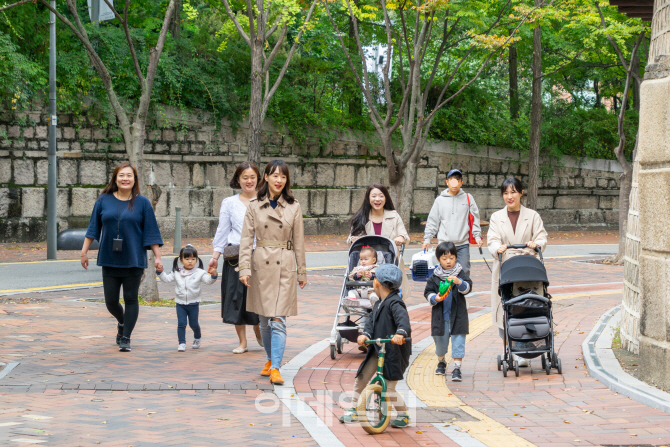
[3,236,661,446]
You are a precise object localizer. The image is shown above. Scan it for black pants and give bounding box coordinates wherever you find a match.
[102,267,144,338]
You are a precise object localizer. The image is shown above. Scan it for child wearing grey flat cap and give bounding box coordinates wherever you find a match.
[339,264,413,429]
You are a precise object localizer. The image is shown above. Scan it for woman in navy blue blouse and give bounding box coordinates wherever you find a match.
[81,162,164,352]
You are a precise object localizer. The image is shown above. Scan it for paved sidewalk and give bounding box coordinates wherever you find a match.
[4,234,664,446]
[0,231,618,262]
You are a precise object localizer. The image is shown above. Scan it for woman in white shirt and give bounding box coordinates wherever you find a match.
[209,162,263,354]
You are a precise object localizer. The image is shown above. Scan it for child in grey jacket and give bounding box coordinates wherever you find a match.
[157,245,218,351]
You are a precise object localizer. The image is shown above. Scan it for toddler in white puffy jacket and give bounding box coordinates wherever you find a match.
[157,245,217,351]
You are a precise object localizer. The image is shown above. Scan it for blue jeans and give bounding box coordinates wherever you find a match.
[176,303,201,344]
[434,319,466,359]
[259,315,287,371]
[456,243,471,277]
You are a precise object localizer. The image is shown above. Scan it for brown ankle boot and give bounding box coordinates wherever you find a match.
[261,360,272,376]
[270,369,284,385]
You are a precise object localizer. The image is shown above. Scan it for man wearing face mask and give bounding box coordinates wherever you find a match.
[422,169,482,277]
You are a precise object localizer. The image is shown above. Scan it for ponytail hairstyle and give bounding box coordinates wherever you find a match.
[172,244,204,272]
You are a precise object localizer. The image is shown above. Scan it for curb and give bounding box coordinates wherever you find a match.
[582,304,670,414]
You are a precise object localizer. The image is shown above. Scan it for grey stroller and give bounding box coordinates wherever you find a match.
[328,235,404,359]
[497,245,562,377]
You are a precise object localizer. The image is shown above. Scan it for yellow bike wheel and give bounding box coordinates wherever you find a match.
[356,383,390,434]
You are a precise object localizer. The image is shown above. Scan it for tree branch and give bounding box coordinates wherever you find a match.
[595,1,643,83]
[0,0,33,13]
[101,0,144,83]
[539,49,585,79]
[220,0,251,46]
[262,23,288,73]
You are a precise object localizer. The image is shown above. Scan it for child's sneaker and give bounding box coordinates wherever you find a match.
[391,413,411,428]
[451,367,462,382]
[435,361,447,375]
[192,339,201,349]
[339,408,358,423]
[178,343,186,352]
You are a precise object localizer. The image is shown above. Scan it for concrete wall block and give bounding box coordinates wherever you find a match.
[93,128,107,140]
[538,209,578,225]
[310,190,325,215]
[316,164,335,187]
[577,209,605,224]
[36,159,48,184]
[7,125,20,138]
[303,218,318,235]
[536,195,554,210]
[555,195,598,209]
[13,159,35,185]
[163,129,176,141]
[189,189,212,217]
[416,168,438,188]
[170,189,191,216]
[147,129,161,141]
[334,165,355,187]
[604,210,619,224]
[77,128,91,140]
[155,191,168,217]
[57,188,70,218]
[413,189,436,214]
[58,159,78,186]
[350,188,366,213]
[294,165,316,187]
[80,160,107,185]
[70,188,97,216]
[0,188,9,217]
[0,159,10,183]
[192,164,205,187]
[639,254,670,341]
[172,163,190,187]
[206,164,227,187]
[474,174,488,187]
[151,162,173,186]
[35,126,48,139]
[319,217,349,234]
[356,165,386,187]
[597,178,609,188]
[292,189,309,212]
[599,195,618,209]
[21,188,45,217]
[212,188,234,217]
[326,189,350,215]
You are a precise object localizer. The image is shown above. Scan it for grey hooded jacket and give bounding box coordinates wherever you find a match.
[423,189,482,246]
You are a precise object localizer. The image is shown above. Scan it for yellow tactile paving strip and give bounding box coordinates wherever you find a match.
[407,289,622,447]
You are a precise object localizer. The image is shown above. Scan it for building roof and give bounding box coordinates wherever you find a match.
[609,0,653,21]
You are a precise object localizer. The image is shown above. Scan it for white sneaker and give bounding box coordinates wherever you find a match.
[192,339,201,349]
[178,343,186,352]
[514,355,530,367]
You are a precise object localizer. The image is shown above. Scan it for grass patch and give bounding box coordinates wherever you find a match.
[91,297,217,308]
[612,327,622,349]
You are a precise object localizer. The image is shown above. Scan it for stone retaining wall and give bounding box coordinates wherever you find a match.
[0,109,623,242]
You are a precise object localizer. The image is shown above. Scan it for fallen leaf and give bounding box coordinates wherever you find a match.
[443,424,450,427]
[250,423,255,426]
[564,421,570,424]
[416,431,423,434]
[102,421,106,424]
[147,412,157,415]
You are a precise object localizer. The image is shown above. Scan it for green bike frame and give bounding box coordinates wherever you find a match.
[365,338,392,395]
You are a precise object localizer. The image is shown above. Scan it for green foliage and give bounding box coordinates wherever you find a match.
[0,31,45,113]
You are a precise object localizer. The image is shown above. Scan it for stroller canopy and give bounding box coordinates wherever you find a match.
[500,255,548,286]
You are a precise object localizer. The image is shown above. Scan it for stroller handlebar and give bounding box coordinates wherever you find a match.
[497,245,544,264]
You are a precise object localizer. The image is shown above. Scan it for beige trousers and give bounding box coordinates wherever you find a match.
[352,356,408,412]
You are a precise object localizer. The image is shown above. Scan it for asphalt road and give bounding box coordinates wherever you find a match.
[0,243,618,294]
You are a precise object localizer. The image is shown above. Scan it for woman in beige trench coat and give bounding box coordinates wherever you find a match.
[487,177,547,366]
[347,184,411,300]
[239,160,307,385]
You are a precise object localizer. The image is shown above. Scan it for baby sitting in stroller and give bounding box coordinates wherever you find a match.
[344,246,379,310]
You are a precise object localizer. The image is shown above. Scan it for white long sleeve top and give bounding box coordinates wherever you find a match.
[212,194,248,253]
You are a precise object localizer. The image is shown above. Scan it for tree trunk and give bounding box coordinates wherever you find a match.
[169,0,181,39]
[347,17,362,116]
[393,159,417,228]
[607,166,632,264]
[594,79,601,108]
[527,10,542,210]
[508,37,519,120]
[247,40,264,166]
[632,51,641,112]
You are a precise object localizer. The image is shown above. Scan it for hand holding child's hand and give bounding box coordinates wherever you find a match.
[357,335,369,346]
[207,266,217,275]
[391,334,405,345]
[156,264,164,273]
[447,275,462,285]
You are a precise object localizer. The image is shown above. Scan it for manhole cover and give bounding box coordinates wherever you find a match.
[412,407,479,423]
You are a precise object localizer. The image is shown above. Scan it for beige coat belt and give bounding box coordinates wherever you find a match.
[256,240,293,250]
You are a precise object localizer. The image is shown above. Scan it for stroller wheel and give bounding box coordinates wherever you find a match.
[552,352,558,368]
[556,358,562,374]
[545,360,551,375]
[497,355,502,371]
[514,360,520,377]
[541,354,546,370]
[336,333,343,354]
[330,344,337,360]
[501,361,508,377]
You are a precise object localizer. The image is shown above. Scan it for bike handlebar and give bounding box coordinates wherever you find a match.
[364,337,412,344]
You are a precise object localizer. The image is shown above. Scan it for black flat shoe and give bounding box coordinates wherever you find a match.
[119,336,131,352]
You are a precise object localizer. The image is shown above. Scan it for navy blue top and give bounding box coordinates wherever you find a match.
[86,193,164,269]
[269,200,278,209]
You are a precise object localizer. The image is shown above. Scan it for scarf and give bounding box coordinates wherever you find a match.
[179,268,196,277]
[433,262,462,281]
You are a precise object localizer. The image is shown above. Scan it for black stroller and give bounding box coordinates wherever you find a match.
[329,235,404,359]
[496,244,562,377]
